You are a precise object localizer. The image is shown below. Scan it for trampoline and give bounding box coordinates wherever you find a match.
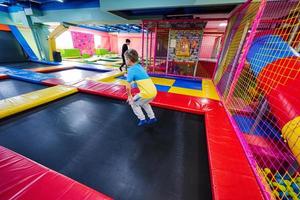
[45,68,106,83]
[1,61,60,69]
[0,93,211,200]
[0,79,46,99]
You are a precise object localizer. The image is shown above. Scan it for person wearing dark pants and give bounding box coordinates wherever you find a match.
[120,39,130,71]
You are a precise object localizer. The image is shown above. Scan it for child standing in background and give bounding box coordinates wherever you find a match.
[120,39,130,72]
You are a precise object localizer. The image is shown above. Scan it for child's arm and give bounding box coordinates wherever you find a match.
[126,70,134,104]
[125,82,133,104]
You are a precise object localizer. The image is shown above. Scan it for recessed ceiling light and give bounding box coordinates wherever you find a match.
[219,23,227,27]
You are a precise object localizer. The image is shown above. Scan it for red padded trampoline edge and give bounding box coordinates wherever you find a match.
[0,74,8,79]
[0,146,113,200]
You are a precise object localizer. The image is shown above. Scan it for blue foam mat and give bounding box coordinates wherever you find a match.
[173,79,202,90]
[233,114,281,139]
[75,65,112,72]
[0,67,55,84]
[155,84,171,92]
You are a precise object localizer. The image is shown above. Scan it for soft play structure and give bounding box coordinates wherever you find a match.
[59,48,81,58]
[141,19,221,79]
[215,1,300,199]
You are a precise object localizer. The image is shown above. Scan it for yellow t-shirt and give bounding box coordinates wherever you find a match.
[127,64,157,99]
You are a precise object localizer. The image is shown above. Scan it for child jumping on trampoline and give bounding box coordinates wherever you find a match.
[124,49,157,126]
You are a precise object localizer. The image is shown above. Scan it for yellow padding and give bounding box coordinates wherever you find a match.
[103,78,127,85]
[151,77,175,86]
[202,80,220,101]
[90,71,125,82]
[168,87,202,97]
[282,116,300,164]
[96,61,122,66]
[0,85,77,119]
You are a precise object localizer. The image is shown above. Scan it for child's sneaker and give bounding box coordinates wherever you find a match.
[147,118,157,124]
[138,119,147,126]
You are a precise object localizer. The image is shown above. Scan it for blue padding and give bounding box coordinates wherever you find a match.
[247,35,297,76]
[173,79,202,90]
[148,72,201,82]
[75,65,111,72]
[118,75,127,80]
[9,25,39,61]
[233,114,281,139]
[155,84,170,92]
[0,5,8,12]
[8,6,24,13]
[0,67,55,84]
[40,0,99,10]
[131,83,137,88]
[33,60,61,66]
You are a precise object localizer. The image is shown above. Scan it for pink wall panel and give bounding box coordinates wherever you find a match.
[199,35,217,58]
[70,27,111,51]
[71,31,95,55]
[109,34,118,53]
[68,27,156,57]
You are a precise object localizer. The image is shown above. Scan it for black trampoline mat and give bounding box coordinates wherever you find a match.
[1,62,60,69]
[46,68,103,81]
[0,79,46,100]
[0,93,211,200]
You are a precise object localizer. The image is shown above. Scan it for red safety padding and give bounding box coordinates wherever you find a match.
[152,92,221,114]
[0,146,112,200]
[42,78,65,86]
[0,24,10,31]
[75,80,138,100]
[0,74,8,80]
[75,80,221,114]
[257,57,300,128]
[205,107,264,200]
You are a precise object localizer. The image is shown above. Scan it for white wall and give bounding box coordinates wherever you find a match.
[55,30,74,49]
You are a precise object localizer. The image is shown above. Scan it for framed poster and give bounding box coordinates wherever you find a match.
[167,30,203,62]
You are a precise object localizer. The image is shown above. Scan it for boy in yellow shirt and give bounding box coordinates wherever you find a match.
[124,49,157,126]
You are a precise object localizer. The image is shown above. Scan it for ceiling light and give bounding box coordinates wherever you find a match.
[219,23,227,27]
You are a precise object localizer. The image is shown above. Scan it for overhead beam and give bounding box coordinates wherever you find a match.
[31,7,139,24]
[100,0,245,11]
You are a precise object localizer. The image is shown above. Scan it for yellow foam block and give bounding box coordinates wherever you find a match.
[282,116,300,164]
[0,85,77,119]
[103,78,127,85]
[89,71,124,82]
[168,87,203,97]
[151,77,175,86]
[202,79,220,101]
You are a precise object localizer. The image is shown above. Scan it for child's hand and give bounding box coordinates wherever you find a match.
[127,95,133,105]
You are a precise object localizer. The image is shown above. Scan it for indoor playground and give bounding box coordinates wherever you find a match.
[0,0,299,200]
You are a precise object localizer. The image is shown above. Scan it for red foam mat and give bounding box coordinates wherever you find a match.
[0,146,112,200]
[75,80,264,200]
[205,108,264,200]
[0,74,8,80]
